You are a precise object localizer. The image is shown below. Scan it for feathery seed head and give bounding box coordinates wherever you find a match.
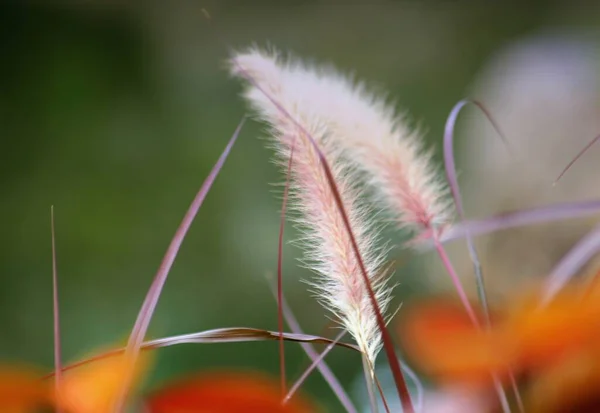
[230,48,393,363]
[232,48,452,238]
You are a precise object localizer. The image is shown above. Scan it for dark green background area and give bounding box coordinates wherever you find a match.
[0,1,597,410]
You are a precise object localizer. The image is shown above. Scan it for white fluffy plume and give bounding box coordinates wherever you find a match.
[230,48,393,363]
[232,48,451,237]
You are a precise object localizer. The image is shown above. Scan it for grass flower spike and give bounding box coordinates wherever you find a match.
[230,48,392,365]
[231,49,451,235]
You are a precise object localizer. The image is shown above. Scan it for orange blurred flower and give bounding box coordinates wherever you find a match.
[145,371,318,413]
[0,367,51,412]
[523,348,600,413]
[56,352,149,413]
[398,280,600,411]
[0,349,149,413]
[400,283,600,382]
[399,299,512,385]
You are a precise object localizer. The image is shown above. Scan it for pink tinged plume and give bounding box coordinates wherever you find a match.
[229,48,452,236]
[230,49,393,365]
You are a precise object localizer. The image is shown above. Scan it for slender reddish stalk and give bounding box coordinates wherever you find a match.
[283,329,346,405]
[270,281,357,413]
[114,118,245,411]
[277,140,295,397]
[51,206,62,413]
[319,154,413,412]
[432,235,479,326]
[554,133,600,185]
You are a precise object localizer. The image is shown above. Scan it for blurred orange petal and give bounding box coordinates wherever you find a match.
[145,371,318,413]
[524,348,600,413]
[505,286,600,370]
[56,352,149,413]
[0,367,51,413]
[399,300,512,384]
[400,281,600,389]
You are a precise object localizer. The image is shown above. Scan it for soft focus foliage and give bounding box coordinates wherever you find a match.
[426,31,600,301]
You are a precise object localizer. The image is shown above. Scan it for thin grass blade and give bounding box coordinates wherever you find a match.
[50,206,62,413]
[283,329,345,405]
[554,134,600,185]
[42,327,361,381]
[542,223,600,305]
[115,117,245,410]
[439,200,600,244]
[443,99,508,320]
[269,281,357,413]
[277,140,296,397]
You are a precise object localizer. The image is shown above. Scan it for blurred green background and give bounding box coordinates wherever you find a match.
[1,1,599,410]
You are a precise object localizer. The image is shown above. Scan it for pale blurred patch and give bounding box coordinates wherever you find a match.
[427,30,600,303]
[352,361,491,413]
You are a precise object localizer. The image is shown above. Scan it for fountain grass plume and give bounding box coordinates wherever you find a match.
[230,48,393,366]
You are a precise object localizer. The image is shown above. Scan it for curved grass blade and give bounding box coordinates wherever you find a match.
[144,328,361,350]
[541,223,600,305]
[554,134,600,185]
[269,279,357,413]
[443,100,514,411]
[400,363,423,413]
[115,118,245,410]
[443,99,508,320]
[41,327,361,380]
[439,200,600,244]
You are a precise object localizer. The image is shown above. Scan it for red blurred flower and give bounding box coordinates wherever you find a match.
[145,371,318,413]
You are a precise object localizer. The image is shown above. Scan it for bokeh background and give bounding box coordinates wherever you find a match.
[1,1,599,411]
